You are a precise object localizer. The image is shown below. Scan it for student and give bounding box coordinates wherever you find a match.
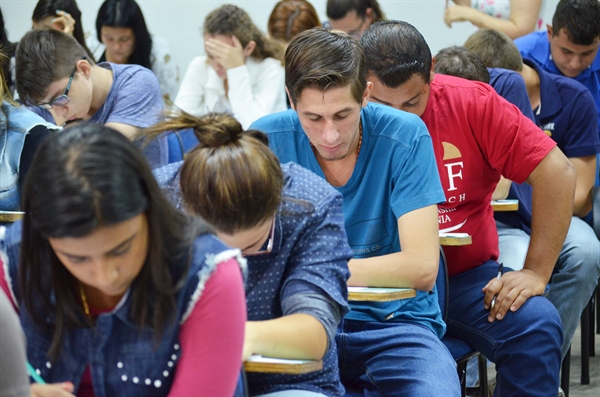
[515,0,600,136]
[175,5,286,130]
[146,111,351,396]
[268,0,321,44]
[0,50,59,211]
[15,28,168,168]
[0,123,246,396]
[0,287,29,397]
[325,0,385,39]
[250,29,460,395]
[32,0,98,62]
[464,28,600,360]
[444,0,545,39]
[95,0,179,101]
[361,21,574,396]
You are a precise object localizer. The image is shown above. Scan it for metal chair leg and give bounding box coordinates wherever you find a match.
[561,346,570,397]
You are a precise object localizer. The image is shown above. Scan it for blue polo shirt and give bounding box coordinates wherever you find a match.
[251,103,447,338]
[488,68,535,122]
[515,31,600,137]
[494,58,600,232]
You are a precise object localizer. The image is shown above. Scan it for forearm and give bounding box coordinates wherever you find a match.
[467,12,531,39]
[523,150,576,282]
[245,314,327,361]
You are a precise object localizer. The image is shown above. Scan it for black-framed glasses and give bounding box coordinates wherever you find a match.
[243,218,275,257]
[38,56,86,110]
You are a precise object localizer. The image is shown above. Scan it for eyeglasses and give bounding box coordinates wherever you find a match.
[38,56,86,110]
[243,218,275,257]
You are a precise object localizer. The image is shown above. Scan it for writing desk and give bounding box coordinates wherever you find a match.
[439,233,472,246]
[491,199,519,212]
[0,211,24,222]
[244,355,323,374]
[348,287,416,302]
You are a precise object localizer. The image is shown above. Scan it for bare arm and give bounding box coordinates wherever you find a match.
[243,314,327,361]
[445,0,542,39]
[347,205,440,291]
[105,122,139,140]
[483,147,575,321]
[492,176,512,200]
[570,155,597,217]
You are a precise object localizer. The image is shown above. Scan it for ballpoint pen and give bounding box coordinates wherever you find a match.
[27,362,46,384]
[490,263,503,310]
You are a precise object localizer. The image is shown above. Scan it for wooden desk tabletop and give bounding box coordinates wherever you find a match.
[244,355,323,374]
[0,211,25,222]
[348,287,417,302]
[439,233,472,246]
[491,200,519,212]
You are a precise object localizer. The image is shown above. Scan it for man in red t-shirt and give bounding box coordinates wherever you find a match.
[361,21,576,396]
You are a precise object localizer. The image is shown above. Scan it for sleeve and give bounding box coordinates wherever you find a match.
[105,68,164,128]
[174,57,208,116]
[473,85,556,184]
[562,89,600,158]
[150,36,180,101]
[0,288,29,397]
[226,58,286,129]
[168,258,246,397]
[279,191,351,321]
[19,125,52,195]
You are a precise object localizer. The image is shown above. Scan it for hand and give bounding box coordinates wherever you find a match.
[444,5,476,27]
[241,321,256,362]
[52,10,76,36]
[30,382,75,397]
[482,269,547,322]
[205,36,247,71]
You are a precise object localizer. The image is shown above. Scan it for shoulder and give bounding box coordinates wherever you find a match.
[514,31,546,50]
[251,109,300,133]
[363,102,429,143]
[247,57,283,70]
[431,73,496,102]
[281,162,341,204]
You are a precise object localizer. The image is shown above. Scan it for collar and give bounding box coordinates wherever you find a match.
[524,58,561,121]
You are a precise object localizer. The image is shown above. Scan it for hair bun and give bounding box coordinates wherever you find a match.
[196,113,244,148]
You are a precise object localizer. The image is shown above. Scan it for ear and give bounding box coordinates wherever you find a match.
[285,86,296,110]
[243,40,256,57]
[547,24,553,41]
[365,7,375,24]
[430,57,436,81]
[361,81,373,107]
[78,58,92,79]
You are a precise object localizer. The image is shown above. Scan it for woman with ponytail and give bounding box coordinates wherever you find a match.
[146,112,351,397]
[174,5,287,129]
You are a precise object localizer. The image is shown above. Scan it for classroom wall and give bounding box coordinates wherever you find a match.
[1,0,559,96]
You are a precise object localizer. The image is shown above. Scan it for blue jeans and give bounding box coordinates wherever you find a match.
[497,217,600,358]
[447,261,562,397]
[336,319,460,396]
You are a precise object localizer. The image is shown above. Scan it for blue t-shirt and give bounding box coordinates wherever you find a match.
[28,63,167,168]
[250,103,447,338]
[515,31,600,138]
[494,58,600,232]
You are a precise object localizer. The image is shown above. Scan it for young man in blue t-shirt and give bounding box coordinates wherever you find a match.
[515,0,600,184]
[251,29,460,395]
[15,29,167,168]
[465,28,600,361]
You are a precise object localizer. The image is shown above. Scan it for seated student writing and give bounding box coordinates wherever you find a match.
[15,29,168,168]
[250,29,460,395]
[0,123,246,397]
[146,111,352,396]
[175,5,287,129]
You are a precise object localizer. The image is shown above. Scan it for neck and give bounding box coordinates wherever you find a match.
[87,66,114,119]
[315,121,362,187]
[519,64,541,111]
[80,283,123,312]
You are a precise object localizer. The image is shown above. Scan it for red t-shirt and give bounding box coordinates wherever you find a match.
[422,74,556,276]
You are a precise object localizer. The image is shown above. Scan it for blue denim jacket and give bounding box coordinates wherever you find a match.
[0,222,243,397]
[0,101,58,210]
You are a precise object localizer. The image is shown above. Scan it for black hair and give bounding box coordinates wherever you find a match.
[361,20,432,88]
[552,0,600,45]
[20,122,206,359]
[326,0,386,21]
[96,0,152,68]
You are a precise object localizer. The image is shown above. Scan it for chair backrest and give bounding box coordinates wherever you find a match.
[436,247,449,321]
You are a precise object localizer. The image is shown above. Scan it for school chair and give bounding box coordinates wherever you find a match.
[166,128,200,163]
[438,248,488,397]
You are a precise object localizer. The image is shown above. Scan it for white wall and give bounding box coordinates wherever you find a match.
[1,0,560,95]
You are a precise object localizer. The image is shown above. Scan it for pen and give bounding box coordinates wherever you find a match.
[27,362,46,384]
[490,263,503,310]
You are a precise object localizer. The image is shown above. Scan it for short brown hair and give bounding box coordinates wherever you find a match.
[285,28,366,105]
[434,46,490,83]
[16,29,92,105]
[464,29,523,72]
[142,111,283,234]
[268,0,320,43]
